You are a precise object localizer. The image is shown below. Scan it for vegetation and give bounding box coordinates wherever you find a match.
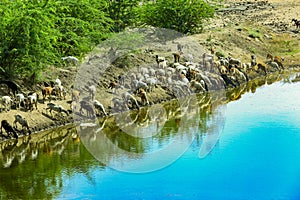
[0,0,217,80]
[136,0,215,34]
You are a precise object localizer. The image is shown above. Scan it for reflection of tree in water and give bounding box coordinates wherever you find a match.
[0,127,100,199]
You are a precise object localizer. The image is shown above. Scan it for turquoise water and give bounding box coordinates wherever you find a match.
[58,77,300,199]
[1,74,300,199]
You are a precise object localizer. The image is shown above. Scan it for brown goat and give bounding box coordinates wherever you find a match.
[137,89,150,106]
[42,87,53,102]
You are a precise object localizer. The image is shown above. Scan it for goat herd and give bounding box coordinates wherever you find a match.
[0,45,286,140]
[0,78,74,139]
[102,48,285,115]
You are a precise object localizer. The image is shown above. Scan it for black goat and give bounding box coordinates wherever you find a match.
[221,74,236,88]
[0,80,19,96]
[1,120,18,139]
[292,19,300,29]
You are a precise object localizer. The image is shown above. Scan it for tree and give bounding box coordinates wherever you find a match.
[0,1,60,79]
[135,0,216,34]
[107,0,140,32]
[0,0,113,80]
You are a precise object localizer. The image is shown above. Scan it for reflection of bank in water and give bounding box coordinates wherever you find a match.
[0,125,74,168]
[0,71,293,169]
[77,89,227,172]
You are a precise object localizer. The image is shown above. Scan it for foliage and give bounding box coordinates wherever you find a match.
[107,0,140,32]
[0,0,112,79]
[135,0,216,34]
[248,29,263,40]
[0,0,218,80]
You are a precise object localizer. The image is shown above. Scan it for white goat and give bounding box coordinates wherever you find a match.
[15,93,26,110]
[62,56,79,66]
[26,92,38,111]
[93,100,108,116]
[1,96,12,112]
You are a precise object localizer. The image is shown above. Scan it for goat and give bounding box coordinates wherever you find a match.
[26,92,38,111]
[266,61,281,71]
[15,93,26,110]
[53,85,67,100]
[1,96,12,112]
[88,85,96,101]
[93,100,108,116]
[55,78,61,86]
[292,19,300,29]
[46,102,69,117]
[145,77,157,92]
[118,75,125,86]
[251,54,257,67]
[158,60,168,68]
[218,65,228,75]
[189,80,206,93]
[108,80,121,94]
[257,63,267,75]
[177,43,183,54]
[172,52,181,63]
[137,88,150,106]
[112,97,129,112]
[156,55,166,66]
[230,67,248,82]
[221,74,236,88]
[228,57,242,68]
[273,56,284,70]
[267,54,284,70]
[62,56,79,66]
[135,80,149,93]
[0,80,19,97]
[122,92,140,110]
[71,90,80,103]
[0,120,18,139]
[13,114,31,134]
[79,100,95,118]
[42,86,53,102]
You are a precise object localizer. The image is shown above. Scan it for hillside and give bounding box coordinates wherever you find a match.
[0,0,299,140]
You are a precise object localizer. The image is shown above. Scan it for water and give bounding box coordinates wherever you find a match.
[1,73,300,199]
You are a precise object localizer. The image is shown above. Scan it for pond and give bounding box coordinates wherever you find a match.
[0,72,300,199]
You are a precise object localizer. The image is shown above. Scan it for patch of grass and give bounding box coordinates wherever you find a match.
[267,34,299,55]
[248,29,263,40]
[215,51,225,58]
[248,46,257,54]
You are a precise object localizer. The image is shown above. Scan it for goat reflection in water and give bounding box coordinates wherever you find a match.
[0,136,31,168]
[0,127,74,168]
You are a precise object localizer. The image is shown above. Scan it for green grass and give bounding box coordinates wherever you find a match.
[248,29,263,40]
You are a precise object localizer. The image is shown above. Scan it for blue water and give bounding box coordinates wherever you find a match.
[58,79,300,200]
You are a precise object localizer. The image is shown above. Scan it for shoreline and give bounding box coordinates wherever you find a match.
[1,65,299,143]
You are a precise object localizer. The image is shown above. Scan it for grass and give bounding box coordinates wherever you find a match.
[266,33,299,55]
[248,29,263,40]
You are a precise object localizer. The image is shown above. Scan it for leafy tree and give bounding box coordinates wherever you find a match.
[0,1,59,79]
[52,0,113,57]
[0,0,112,80]
[136,0,216,34]
[107,0,140,32]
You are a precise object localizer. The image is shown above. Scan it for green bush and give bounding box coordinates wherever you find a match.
[135,0,216,34]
